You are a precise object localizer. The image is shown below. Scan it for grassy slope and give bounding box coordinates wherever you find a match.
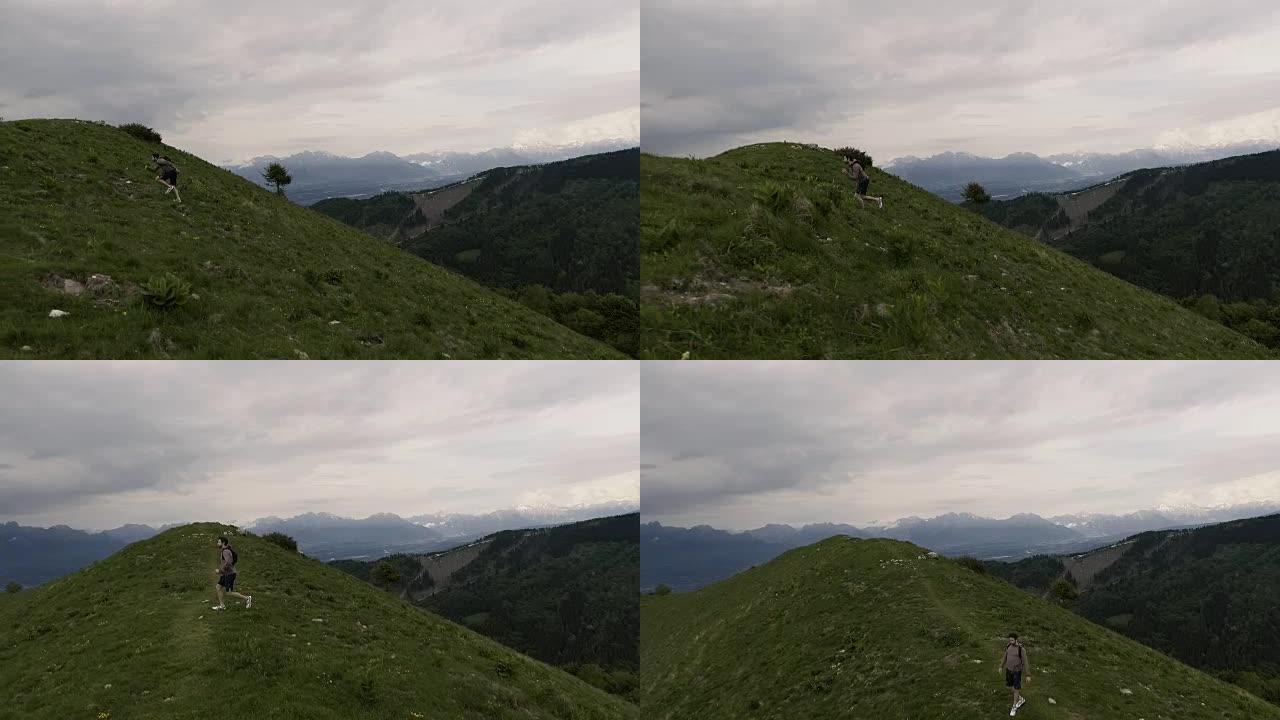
[640,536,1279,720]
[0,523,637,720]
[640,143,1267,358]
[0,119,621,358]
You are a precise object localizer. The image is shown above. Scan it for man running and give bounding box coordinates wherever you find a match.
[843,155,883,209]
[213,536,252,610]
[150,152,182,203]
[1000,633,1030,715]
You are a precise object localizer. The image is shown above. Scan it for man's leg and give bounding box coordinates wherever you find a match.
[215,583,226,608]
[227,591,249,602]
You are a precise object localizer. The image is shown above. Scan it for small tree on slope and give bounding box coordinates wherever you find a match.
[263,162,293,196]
[963,181,991,204]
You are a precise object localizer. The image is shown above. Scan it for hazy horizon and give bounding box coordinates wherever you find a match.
[1,0,639,164]
[642,362,1280,530]
[0,362,639,531]
[641,0,1280,160]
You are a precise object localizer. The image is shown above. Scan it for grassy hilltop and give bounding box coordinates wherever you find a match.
[0,523,638,720]
[640,536,1279,720]
[0,119,622,358]
[640,142,1267,359]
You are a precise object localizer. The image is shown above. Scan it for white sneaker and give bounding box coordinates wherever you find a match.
[1016,698,1026,709]
[212,605,225,611]
[246,596,253,609]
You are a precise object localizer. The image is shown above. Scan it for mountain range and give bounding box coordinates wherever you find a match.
[641,501,1280,591]
[886,140,1280,201]
[2,501,638,586]
[224,138,636,206]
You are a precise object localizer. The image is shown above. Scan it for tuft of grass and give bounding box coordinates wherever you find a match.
[140,272,192,310]
[0,119,621,359]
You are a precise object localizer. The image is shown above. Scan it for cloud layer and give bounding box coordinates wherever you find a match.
[642,362,1280,529]
[0,362,638,529]
[1,0,639,162]
[641,0,1280,159]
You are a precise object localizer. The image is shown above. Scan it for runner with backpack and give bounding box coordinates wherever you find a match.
[150,152,182,203]
[213,536,252,610]
[1000,633,1030,715]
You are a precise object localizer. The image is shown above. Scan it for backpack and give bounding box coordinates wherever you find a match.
[227,546,239,566]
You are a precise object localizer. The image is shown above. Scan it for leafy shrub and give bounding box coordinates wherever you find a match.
[372,560,401,587]
[957,556,986,575]
[322,269,344,285]
[4,581,20,594]
[1051,577,1079,602]
[262,532,298,553]
[1073,309,1097,333]
[654,584,672,596]
[792,195,815,226]
[962,182,992,204]
[355,676,376,706]
[118,123,162,143]
[753,181,795,215]
[1238,318,1280,346]
[140,272,192,310]
[834,147,874,168]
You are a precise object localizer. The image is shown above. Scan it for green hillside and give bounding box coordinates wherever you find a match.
[640,536,1280,719]
[314,150,640,355]
[334,514,640,699]
[0,523,637,720]
[980,151,1280,349]
[640,142,1268,358]
[992,514,1280,706]
[0,119,622,358]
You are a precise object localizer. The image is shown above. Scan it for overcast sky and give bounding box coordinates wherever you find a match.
[642,362,1280,530]
[0,0,638,163]
[0,362,638,531]
[641,0,1280,161]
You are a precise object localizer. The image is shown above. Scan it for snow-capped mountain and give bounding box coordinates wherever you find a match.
[409,500,639,538]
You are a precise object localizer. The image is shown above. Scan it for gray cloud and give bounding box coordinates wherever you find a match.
[0,0,638,162]
[641,0,1280,159]
[0,362,637,530]
[642,362,1280,529]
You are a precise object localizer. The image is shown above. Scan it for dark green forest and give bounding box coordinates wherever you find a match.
[983,554,1065,591]
[981,150,1280,349]
[989,514,1280,707]
[332,514,639,700]
[313,150,640,355]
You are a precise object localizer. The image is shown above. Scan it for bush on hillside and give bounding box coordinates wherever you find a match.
[1051,577,1079,603]
[372,560,401,587]
[834,147,874,168]
[963,182,992,204]
[4,581,20,593]
[262,532,298,553]
[140,272,193,310]
[957,556,986,575]
[754,181,796,215]
[118,123,162,143]
[654,584,672,596]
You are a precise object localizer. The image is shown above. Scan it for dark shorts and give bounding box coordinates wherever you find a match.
[1005,670,1022,689]
[218,572,237,591]
[857,177,870,195]
[161,168,178,187]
